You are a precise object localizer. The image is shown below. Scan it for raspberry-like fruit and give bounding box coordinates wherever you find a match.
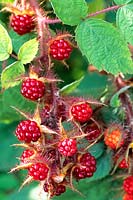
[21,78,45,101]
[122,194,133,200]
[104,128,123,149]
[123,193,133,200]
[49,39,72,60]
[119,159,128,169]
[74,153,96,179]
[85,124,101,141]
[58,138,77,157]
[55,185,66,196]
[71,102,93,123]
[123,176,133,195]
[21,149,34,163]
[15,120,41,143]
[11,14,35,35]
[28,163,49,181]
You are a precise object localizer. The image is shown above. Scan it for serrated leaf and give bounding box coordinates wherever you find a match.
[86,151,113,182]
[1,61,25,89]
[50,0,88,26]
[114,0,133,5]
[110,85,131,107]
[9,29,36,54]
[60,76,83,95]
[0,23,12,61]
[18,38,39,64]
[75,19,133,75]
[116,4,133,45]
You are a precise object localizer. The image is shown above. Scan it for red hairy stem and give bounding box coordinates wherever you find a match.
[87,5,121,18]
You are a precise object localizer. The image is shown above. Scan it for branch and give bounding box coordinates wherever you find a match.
[87,5,121,18]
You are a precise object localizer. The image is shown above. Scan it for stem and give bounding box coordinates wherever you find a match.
[44,18,61,24]
[87,5,121,18]
[29,0,49,58]
[115,76,133,132]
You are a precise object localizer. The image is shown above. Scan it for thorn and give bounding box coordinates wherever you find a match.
[19,176,33,191]
[11,106,32,120]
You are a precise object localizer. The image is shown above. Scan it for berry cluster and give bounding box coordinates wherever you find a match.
[11,14,35,35]
[104,128,123,149]
[74,153,96,179]
[123,176,133,200]
[49,39,72,60]
[13,72,99,198]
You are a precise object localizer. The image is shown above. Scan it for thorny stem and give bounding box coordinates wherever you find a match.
[39,5,122,25]
[115,76,133,133]
[29,0,50,58]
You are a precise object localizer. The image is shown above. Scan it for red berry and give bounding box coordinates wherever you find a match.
[21,149,34,163]
[11,14,35,35]
[28,163,49,181]
[15,120,41,143]
[123,176,133,195]
[123,193,133,200]
[49,39,72,60]
[104,128,123,149]
[74,153,96,179]
[71,102,93,123]
[55,185,66,196]
[21,78,45,101]
[85,124,101,141]
[58,138,77,157]
[119,159,128,169]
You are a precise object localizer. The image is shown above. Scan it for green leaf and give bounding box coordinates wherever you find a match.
[0,123,22,170]
[0,174,19,191]
[50,0,88,26]
[72,73,108,98]
[116,3,133,45]
[86,151,113,182]
[9,29,36,54]
[60,76,83,95]
[75,19,133,75]
[0,85,36,123]
[89,142,105,159]
[18,38,39,64]
[0,23,12,61]
[114,0,133,5]
[110,85,131,107]
[1,61,25,89]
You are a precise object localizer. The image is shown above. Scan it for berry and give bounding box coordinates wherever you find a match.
[123,176,133,195]
[71,102,93,123]
[85,124,101,141]
[21,78,45,101]
[11,14,35,35]
[104,128,123,149]
[123,193,133,200]
[15,120,41,143]
[49,39,72,60]
[58,138,77,157]
[21,149,34,163]
[119,159,128,169]
[55,185,66,196]
[28,163,49,181]
[74,153,96,179]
